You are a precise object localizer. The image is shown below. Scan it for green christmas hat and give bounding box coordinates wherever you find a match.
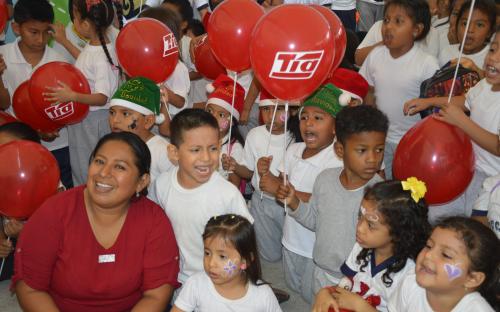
[301,83,350,118]
[110,77,164,124]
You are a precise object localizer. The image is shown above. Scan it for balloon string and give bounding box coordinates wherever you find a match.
[226,72,238,162]
[283,102,289,211]
[260,101,279,200]
[0,237,10,278]
[447,0,476,105]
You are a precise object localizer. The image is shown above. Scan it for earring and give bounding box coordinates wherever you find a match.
[240,263,247,270]
[136,191,140,198]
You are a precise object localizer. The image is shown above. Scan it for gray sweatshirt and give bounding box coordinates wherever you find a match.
[288,167,383,279]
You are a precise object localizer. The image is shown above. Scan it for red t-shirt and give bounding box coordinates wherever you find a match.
[12,185,180,312]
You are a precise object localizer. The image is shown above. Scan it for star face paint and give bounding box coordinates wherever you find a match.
[444,263,463,281]
[223,259,238,276]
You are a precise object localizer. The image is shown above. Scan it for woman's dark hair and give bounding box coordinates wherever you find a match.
[89,131,151,180]
[339,28,360,71]
[435,217,500,308]
[14,0,54,24]
[287,111,303,143]
[203,214,264,286]
[170,109,219,147]
[0,122,40,143]
[73,0,123,71]
[356,180,431,287]
[229,117,245,147]
[139,7,182,42]
[162,0,194,24]
[457,0,497,39]
[384,0,432,41]
[188,19,206,37]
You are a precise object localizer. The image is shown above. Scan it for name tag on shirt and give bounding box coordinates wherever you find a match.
[98,254,115,263]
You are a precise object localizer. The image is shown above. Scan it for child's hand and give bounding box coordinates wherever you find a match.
[4,219,23,238]
[221,154,237,172]
[257,156,272,177]
[312,288,340,312]
[0,239,12,258]
[49,22,68,45]
[331,287,371,311]
[403,98,431,116]
[160,85,170,106]
[276,181,299,210]
[44,81,76,104]
[0,54,6,75]
[450,57,481,75]
[434,103,467,127]
[259,173,278,195]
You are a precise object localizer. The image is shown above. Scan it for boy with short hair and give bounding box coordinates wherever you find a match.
[108,77,174,194]
[149,109,253,285]
[277,105,389,295]
[0,0,72,188]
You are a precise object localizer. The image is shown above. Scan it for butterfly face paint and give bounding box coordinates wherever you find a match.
[444,263,463,281]
[223,259,238,276]
[219,118,230,131]
[128,119,138,130]
[278,112,287,123]
[360,205,380,223]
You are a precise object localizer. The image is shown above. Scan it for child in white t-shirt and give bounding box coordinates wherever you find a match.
[359,0,439,179]
[223,89,296,263]
[44,0,122,186]
[437,0,496,73]
[205,74,245,187]
[108,77,174,195]
[404,28,500,214]
[388,217,499,312]
[311,179,431,312]
[172,214,282,312]
[149,109,253,285]
[472,174,500,238]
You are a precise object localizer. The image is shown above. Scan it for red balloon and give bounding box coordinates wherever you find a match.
[311,5,347,75]
[208,0,264,72]
[29,62,90,126]
[0,1,7,34]
[13,81,60,132]
[0,140,60,219]
[0,111,17,126]
[393,117,475,205]
[250,5,335,101]
[116,18,179,83]
[194,34,227,80]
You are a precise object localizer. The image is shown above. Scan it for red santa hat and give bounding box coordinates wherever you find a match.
[327,68,369,103]
[206,74,245,121]
[258,88,277,107]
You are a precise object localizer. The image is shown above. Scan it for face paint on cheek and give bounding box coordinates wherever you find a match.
[444,263,463,281]
[128,119,138,130]
[360,205,380,222]
[223,259,238,276]
[278,112,287,123]
[220,118,230,131]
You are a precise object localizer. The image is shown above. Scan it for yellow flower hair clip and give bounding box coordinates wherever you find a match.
[401,177,427,203]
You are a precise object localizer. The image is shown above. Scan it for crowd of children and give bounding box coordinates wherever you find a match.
[0,0,499,311]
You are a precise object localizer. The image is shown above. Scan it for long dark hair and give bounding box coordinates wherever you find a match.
[357,180,431,287]
[203,214,264,286]
[435,217,500,309]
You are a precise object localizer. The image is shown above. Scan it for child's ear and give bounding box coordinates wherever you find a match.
[11,22,19,36]
[144,115,155,129]
[334,141,344,159]
[136,173,151,194]
[167,143,179,165]
[414,23,424,39]
[464,271,486,290]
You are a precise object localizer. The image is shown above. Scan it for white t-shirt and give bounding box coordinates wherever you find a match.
[242,125,292,198]
[473,174,500,238]
[227,69,253,96]
[357,20,441,58]
[149,167,253,283]
[175,272,282,312]
[283,0,332,6]
[75,43,120,111]
[388,272,494,312]
[146,135,174,195]
[330,0,355,10]
[0,39,70,151]
[432,17,449,28]
[465,79,500,175]
[438,43,489,69]
[359,45,439,143]
[280,142,343,258]
[341,243,415,312]
[164,61,191,117]
[180,35,209,107]
[219,134,244,180]
[359,0,384,5]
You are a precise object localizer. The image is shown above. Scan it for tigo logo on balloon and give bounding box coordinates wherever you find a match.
[163,33,178,57]
[44,102,74,120]
[269,51,324,80]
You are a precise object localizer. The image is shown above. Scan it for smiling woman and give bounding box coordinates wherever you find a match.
[11,132,180,312]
